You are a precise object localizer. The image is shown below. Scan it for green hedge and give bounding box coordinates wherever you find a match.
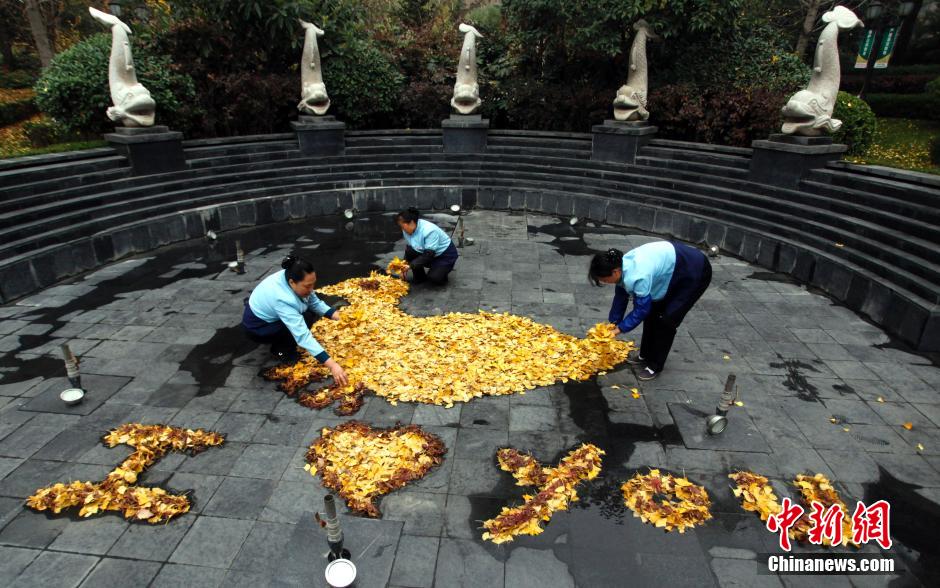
[865,92,940,121]
[0,97,37,126]
[0,70,36,89]
[832,92,876,156]
[34,34,198,135]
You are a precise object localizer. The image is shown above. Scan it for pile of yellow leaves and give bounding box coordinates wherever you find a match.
[265,272,633,413]
[729,471,857,547]
[482,444,604,544]
[386,256,410,278]
[621,469,712,533]
[305,421,446,517]
[26,424,224,523]
[586,322,617,340]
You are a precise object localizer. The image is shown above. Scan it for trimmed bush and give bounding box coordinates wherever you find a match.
[0,70,36,89]
[646,84,786,147]
[927,76,940,96]
[832,92,876,156]
[864,92,940,121]
[22,118,84,147]
[34,34,198,135]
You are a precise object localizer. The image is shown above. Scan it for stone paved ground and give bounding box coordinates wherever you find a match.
[0,211,937,587]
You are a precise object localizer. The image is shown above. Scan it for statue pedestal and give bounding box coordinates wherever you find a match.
[442,114,489,153]
[749,134,847,189]
[291,115,346,156]
[591,120,657,165]
[104,126,186,176]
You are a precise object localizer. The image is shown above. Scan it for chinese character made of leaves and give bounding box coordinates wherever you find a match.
[482,444,604,544]
[27,424,225,523]
[730,471,858,550]
[621,469,713,533]
[265,272,634,414]
[305,421,446,517]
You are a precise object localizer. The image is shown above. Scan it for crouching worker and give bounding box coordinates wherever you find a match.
[395,207,459,286]
[242,255,348,386]
[588,241,711,381]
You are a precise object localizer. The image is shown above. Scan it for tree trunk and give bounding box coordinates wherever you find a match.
[24,0,54,68]
[795,0,827,62]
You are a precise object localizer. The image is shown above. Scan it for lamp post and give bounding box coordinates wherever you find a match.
[858,1,916,100]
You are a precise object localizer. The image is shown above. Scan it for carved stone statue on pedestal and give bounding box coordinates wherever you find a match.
[780,6,862,136]
[89,6,156,127]
[451,23,483,115]
[298,19,331,116]
[613,20,659,122]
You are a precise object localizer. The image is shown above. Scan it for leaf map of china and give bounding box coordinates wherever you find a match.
[27,424,225,523]
[265,272,634,413]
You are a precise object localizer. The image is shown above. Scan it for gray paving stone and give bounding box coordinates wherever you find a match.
[151,563,227,588]
[107,515,194,561]
[228,443,293,480]
[11,550,98,588]
[505,547,576,588]
[212,411,267,442]
[435,538,504,588]
[20,375,131,416]
[381,490,446,536]
[0,546,40,585]
[166,472,224,513]
[390,534,439,588]
[411,404,461,426]
[229,521,295,573]
[454,428,508,460]
[177,441,246,476]
[48,515,128,555]
[459,396,510,430]
[509,404,558,432]
[252,416,312,446]
[710,557,783,588]
[78,558,161,587]
[169,515,254,568]
[203,477,276,519]
[260,479,329,524]
[0,459,70,498]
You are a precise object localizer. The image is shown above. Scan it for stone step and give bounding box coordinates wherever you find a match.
[3,167,935,303]
[344,145,443,155]
[639,146,750,170]
[4,154,934,266]
[826,160,940,191]
[806,168,940,209]
[646,138,753,157]
[184,141,297,161]
[636,156,750,179]
[0,166,132,206]
[345,135,442,147]
[485,145,592,159]
[0,154,127,191]
[487,135,590,151]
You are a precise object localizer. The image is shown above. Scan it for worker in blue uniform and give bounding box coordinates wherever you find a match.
[242,255,348,385]
[588,241,712,381]
[395,208,459,286]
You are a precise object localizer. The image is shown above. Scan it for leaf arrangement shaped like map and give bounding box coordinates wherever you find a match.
[265,272,634,413]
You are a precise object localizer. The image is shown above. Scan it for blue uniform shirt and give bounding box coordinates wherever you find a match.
[248,270,335,362]
[609,241,677,333]
[403,219,452,256]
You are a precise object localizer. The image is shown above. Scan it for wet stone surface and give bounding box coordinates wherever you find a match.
[0,211,937,587]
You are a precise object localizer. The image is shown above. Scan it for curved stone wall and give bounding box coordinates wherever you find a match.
[0,130,937,350]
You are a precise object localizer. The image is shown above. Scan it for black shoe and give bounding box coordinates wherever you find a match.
[626,350,646,366]
[637,366,659,381]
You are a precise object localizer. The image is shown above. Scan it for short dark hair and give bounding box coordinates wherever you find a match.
[395,207,420,224]
[588,248,624,286]
[281,255,315,282]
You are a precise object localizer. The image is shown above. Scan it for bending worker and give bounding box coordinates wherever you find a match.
[242,255,348,386]
[395,207,459,285]
[588,241,711,381]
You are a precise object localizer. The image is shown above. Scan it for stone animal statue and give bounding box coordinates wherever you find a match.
[780,6,862,136]
[298,19,331,116]
[613,20,659,122]
[451,23,483,115]
[89,6,156,127]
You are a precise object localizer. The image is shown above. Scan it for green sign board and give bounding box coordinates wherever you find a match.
[855,29,876,68]
[874,26,898,69]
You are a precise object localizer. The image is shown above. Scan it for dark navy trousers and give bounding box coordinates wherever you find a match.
[640,242,712,372]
